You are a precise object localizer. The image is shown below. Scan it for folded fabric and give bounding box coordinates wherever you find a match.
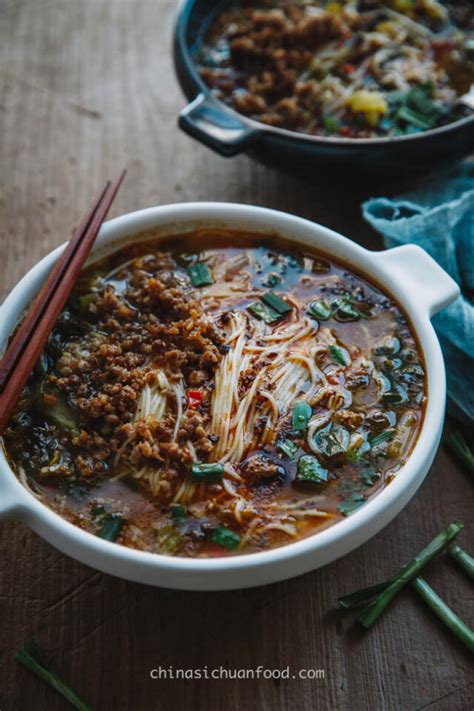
[362,163,474,424]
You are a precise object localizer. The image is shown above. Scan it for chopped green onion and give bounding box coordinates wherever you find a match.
[332,296,362,321]
[170,503,186,521]
[212,526,241,550]
[277,439,299,459]
[411,576,474,655]
[191,462,224,482]
[97,513,125,541]
[338,581,390,609]
[312,423,350,458]
[375,336,401,356]
[329,344,351,367]
[448,544,474,581]
[187,262,213,287]
[323,115,339,134]
[396,105,434,130]
[296,455,329,485]
[360,468,380,487]
[292,401,312,431]
[369,428,396,449]
[338,493,366,516]
[382,383,408,405]
[15,645,91,711]
[445,431,474,477]
[261,291,293,315]
[357,521,464,629]
[308,299,332,320]
[247,301,281,324]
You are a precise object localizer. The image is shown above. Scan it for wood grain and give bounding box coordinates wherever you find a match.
[0,2,472,710]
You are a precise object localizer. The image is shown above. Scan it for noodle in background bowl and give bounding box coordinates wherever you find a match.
[0,203,459,590]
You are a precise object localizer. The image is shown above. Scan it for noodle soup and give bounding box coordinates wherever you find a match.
[196,0,474,139]
[4,231,426,556]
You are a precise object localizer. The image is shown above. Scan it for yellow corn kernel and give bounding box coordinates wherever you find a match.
[346,90,388,126]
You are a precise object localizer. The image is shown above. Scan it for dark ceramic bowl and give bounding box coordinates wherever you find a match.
[174,0,474,176]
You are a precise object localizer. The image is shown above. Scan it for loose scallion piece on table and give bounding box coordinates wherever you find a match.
[97,513,125,541]
[296,455,329,485]
[191,462,224,483]
[277,439,299,460]
[356,521,464,630]
[448,544,474,581]
[307,299,332,321]
[292,400,312,431]
[15,645,91,711]
[411,576,474,655]
[187,262,213,287]
[212,526,241,550]
[247,301,281,325]
[445,431,474,476]
[261,291,293,315]
[338,581,391,609]
[329,344,351,367]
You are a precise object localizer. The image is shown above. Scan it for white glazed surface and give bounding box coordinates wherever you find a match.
[0,203,460,590]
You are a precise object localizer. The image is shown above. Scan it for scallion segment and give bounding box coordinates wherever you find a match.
[329,345,351,367]
[247,301,281,325]
[191,462,224,483]
[15,645,91,711]
[445,431,474,476]
[261,291,293,315]
[356,521,464,629]
[292,401,312,431]
[170,503,186,521]
[369,429,396,449]
[448,544,474,581]
[277,439,299,460]
[296,455,328,485]
[411,576,474,655]
[187,262,213,287]
[338,581,390,610]
[97,513,125,541]
[307,299,332,321]
[338,493,366,516]
[212,526,241,550]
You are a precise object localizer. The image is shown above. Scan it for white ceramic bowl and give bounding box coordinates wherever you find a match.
[0,203,459,590]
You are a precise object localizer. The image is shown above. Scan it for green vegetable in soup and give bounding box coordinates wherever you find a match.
[292,401,312,431]
[212,526,241,550]
[296,455,329,485]
[191,463,224,482]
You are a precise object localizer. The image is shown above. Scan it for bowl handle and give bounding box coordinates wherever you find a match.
[374,244,460,317]
[178,93,260,157]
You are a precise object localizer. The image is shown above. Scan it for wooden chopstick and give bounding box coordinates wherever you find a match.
[0,170,126,433]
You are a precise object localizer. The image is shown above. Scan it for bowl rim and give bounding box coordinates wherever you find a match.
[174,0,474,148]
[0,201,447,576]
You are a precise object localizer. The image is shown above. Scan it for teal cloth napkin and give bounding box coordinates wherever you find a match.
[362,164,474,424]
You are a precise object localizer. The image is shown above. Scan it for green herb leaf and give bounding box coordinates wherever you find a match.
[212,526,241,550]
[296,455,329,485]
[312,423,350,458]
[191,462,224,482]
[308,299,332,321]
[292,401,312,431]
[187,262,213,287]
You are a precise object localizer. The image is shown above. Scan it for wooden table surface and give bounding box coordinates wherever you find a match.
[0,2,472,709]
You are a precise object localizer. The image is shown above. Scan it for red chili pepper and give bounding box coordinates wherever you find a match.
[43,393,59,406]
[187,390,203,408]
[339,126,353,137]
[342,63,356,75]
